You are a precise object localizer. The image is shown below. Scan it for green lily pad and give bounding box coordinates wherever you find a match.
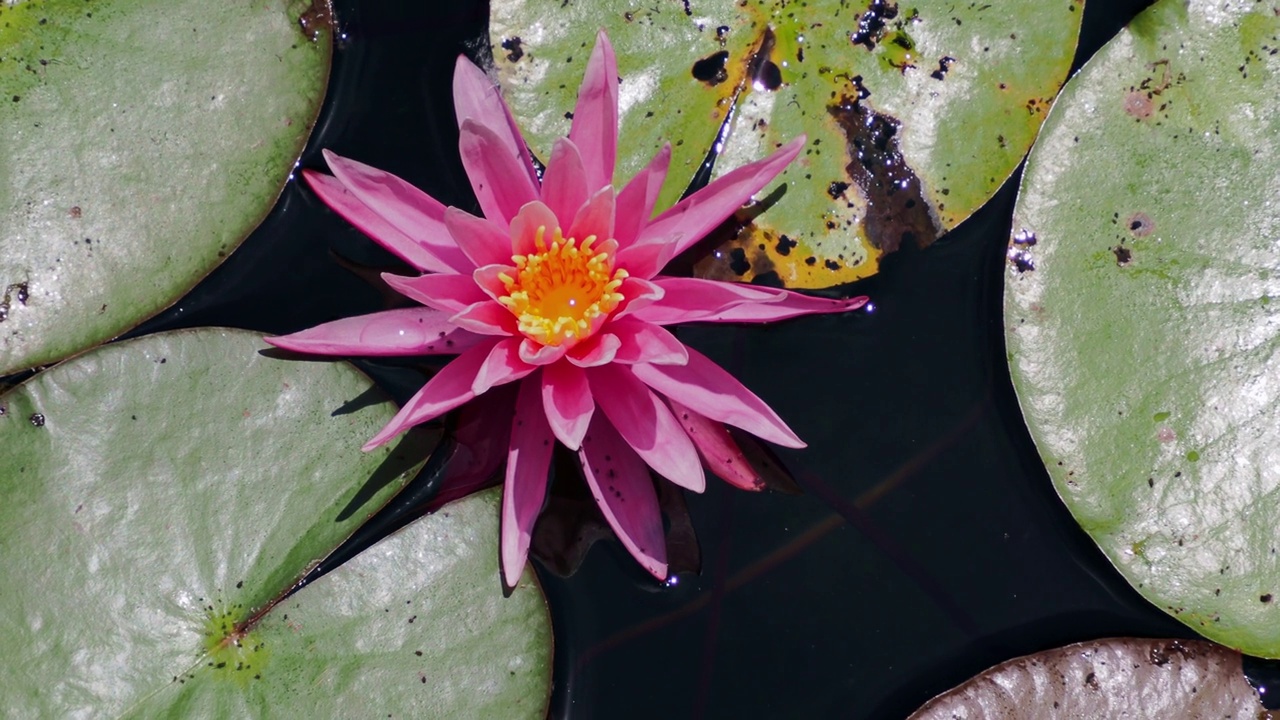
[1005,0,1280,655]
[0,328,552,716]
[489,0,1080,288]
[909,638,1265,717]
[0,0,332,374]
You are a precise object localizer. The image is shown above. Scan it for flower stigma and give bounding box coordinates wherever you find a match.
[497,226,628,346]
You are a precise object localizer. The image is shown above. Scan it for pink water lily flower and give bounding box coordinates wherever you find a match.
[267,31,868,586]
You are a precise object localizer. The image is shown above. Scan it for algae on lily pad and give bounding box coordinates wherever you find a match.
[489,0,1080,288]
[0,328,552,717]
[0,0,332,374]
[1005,0,1280,656]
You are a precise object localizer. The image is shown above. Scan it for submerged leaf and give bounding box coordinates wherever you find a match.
[1006,0,1280,655]
[909,638,1269,718]
[489,0,1080,288]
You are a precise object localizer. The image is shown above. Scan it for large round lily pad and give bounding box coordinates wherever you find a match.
[0,0,332,374]
[0,328,552,716]
[1005,0,1280,655]
[490,0,1080,288]
[909,638,1266,718]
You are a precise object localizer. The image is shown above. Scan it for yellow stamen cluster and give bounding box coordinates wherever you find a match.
[497,226,628,346]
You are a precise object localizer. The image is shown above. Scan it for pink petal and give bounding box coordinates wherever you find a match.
[321,151,472,273]
[452,55,540,190]
[588,364,705,492]
[568,31,619,191]
[382,272,488,313]
[541,361,593,449]
[630,346,805,449]
[614,143,671,248]
[518,339,569,366]
[626,276,783,325]
[501,376,555,589]
[363,340,500,450]
[626,136,806,276]
[704,291,870,323]
[540,138,590,232]
[424,385,517,514]
[472,263,514,303]
[450,301,519,336]
[445,207,514,268]
[566,333,620,368]
[667,399,763,491]
[472,338,535,394]
[615,239,676,280]
[566,186,615,244]
[264,308,485,356]
[304,170,457,275]
[459,118,541,230]
[612,276,665,317]
[577,414,667,579]
[607,317,689,365]
[509,201,563,256]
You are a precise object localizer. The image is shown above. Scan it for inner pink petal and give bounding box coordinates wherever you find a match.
[501,375,555,589]
[567,30,620,192]
[614,143,671,249]
[540,138,590,232]
[607,317,689,365]
[472,338,535,395]
[265,308,484,357]
[445,207,516,268]
[509,201,563,256]
[567,186,616,244]
[588,364,706,492]
[577,414,668,579]
[458,118,541,230]
[450,301,520,337]
[541,361,594,450]
[566,333,620,368]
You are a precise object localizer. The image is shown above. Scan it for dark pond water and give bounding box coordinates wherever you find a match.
[127,0,1280,717]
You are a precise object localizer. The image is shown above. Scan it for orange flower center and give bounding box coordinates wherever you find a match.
[497,226,628,346]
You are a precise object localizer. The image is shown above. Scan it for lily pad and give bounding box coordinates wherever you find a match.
[909,638,1267,718]
[0,328,552,716]
[0,0,332,374]
[1005,0,1280,654]
[489,0,1080,288]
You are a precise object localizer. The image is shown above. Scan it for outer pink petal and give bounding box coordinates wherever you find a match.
[501,375,555,589]
[540,138,590,232]
[607,317,688,365]
[424,385,517,514]
[382,272,488,313]
[625,136,806,276]
[320,151,472,273]
[588,364,705,492]
[567,186,615,244]
[614,143,671,248]
[472,338,535,394]
[630,346,805,449]
[264,308,485,357]
[459,118,540,230]
[509,201,563,255]
[615,237,676,280]
[452,55,540,189]
[668,399,763,491]
[450,301,519,336]
[541,361,593,449]
[702,291,870,323]
[568,31,619,191]
[577,414,667,578]
[626,276,773,325]
[363,339,501,451]
[445,207,514,268]
[304,170,457,274]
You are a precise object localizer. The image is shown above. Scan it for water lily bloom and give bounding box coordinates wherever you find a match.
[267,31,868,586]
